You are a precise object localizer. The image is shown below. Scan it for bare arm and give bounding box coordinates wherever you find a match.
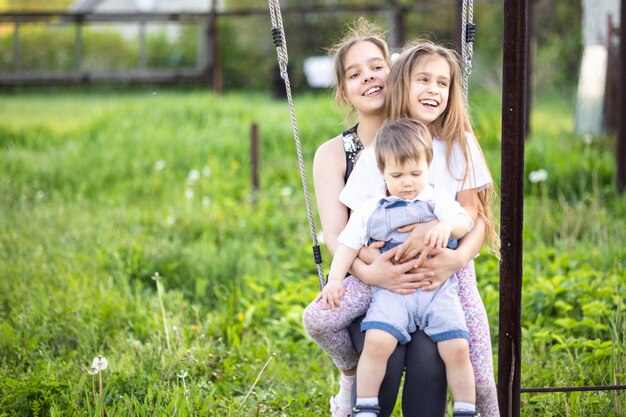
[316,244,360,310]
[396,188,480,262]
[313,136,349,258]
[397,188,486,291]
[424,213,472,249]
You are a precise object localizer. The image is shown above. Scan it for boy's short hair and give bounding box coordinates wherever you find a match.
[375,118,433,172]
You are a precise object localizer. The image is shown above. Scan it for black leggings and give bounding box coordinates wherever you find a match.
[348,316,447,417]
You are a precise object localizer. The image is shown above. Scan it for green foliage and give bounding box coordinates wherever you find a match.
[0,24,201,72]
[533,1,583,91]
[0,90,624,416]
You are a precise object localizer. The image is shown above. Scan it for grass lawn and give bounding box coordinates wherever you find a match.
[0,88,624,416]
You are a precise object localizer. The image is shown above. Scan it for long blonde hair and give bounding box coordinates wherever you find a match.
[386,40,499,252]
[328,17,391,123]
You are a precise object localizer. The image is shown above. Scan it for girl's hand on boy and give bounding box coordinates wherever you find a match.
[357,241,384,265]
[362,247,423,295]
[395,220,437,263]
[317,280,345,310]
[414,247,462,291]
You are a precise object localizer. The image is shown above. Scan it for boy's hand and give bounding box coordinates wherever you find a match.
[424,223,452,249]
[315,280,345,310]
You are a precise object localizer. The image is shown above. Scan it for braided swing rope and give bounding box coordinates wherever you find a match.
[461,0,476,106]
[268,0,326,290]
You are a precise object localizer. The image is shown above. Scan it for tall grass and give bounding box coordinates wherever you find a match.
[0,89,624,416]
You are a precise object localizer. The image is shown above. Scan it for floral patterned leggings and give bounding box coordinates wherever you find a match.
[302,260,500,417]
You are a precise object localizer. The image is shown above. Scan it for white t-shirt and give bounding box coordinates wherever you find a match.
[340,133,491,211]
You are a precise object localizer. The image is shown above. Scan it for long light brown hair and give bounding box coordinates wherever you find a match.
[386,40,499,252]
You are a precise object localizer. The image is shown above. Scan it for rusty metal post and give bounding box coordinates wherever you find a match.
[524,0,533,136]
[618,0,626,194]
[454,0,463,54]
[251,123,260,191]
[498,1,529,416]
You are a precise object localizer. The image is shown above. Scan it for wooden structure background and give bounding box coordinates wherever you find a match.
[0,1,479,88]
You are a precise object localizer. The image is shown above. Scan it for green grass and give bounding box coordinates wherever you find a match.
[0,89,625,416]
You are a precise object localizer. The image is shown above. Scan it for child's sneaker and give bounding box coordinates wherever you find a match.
[352,403,380,416]
[329,396,352,417]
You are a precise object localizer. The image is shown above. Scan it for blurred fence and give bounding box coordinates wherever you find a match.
[0,1,480,89]
[0,11,217,87]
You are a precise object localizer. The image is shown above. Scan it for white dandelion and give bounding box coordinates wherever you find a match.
[187,169,200,182]
[281,187,293,197]
[91,355,108,371]
[529,169,548,183]
[154,160,166,171]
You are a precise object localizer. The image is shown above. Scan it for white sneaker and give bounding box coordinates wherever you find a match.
[330,395,352,417]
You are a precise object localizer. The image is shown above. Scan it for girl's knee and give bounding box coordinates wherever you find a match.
[302,302,342,336]
[302,303,323,336]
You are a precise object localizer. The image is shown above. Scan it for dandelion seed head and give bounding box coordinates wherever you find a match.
[281,187,293,197]
[88,365,98,375]
[151,272,161,281]
[187,169,200,182]
[583,133,594,145]
[177,370,188,379]
[184,188,194,199]
[202,166,211,177]
[154,160,166,171]
[92,355,108,371]
[166,216,175,226]
[202,197,211,207]
[36,190,45,200]
[529,169,548,183]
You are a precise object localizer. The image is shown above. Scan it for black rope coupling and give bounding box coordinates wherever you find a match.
[312,244,323,265]
[465,22,476,43]
[271,27,284,47]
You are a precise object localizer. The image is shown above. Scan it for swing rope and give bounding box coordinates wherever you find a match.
[461,0,476,106]
[268,0,326,290]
